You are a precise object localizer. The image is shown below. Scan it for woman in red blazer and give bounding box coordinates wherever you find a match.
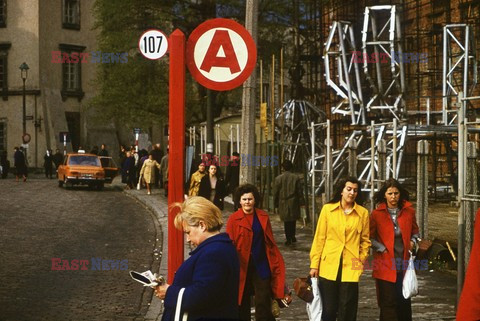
[370,178,420,321]
[226,184,286,321]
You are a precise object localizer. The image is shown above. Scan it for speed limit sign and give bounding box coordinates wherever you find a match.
[138,29,169,60]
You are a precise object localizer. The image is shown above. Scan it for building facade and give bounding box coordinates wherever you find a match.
[0,0,118,168]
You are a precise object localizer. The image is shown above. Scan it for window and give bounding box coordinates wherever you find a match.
[0,0,5,27]
[59,44,85,101]
[62,0,80,30]
[0,43,11,100]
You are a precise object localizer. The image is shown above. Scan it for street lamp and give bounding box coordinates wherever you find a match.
[19,62,29,135]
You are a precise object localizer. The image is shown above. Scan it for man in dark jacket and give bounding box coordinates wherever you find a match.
[225,152,240,197]
[14,146,27,182]
[53,149,64,169]
[274,160,305,245]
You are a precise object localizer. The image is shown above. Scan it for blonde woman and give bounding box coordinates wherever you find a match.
[154,197,240,320]
[139,153,161,195]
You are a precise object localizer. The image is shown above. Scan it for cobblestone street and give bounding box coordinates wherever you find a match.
[0,175,160,321]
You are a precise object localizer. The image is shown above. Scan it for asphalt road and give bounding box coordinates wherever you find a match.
[0,175,160,321]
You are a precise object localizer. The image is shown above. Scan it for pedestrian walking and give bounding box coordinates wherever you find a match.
[370,178,420,321]
[225,152,240,198]
[139,153,161,195]
[43,149,54,179]
[198,164,226,210]
[0,151,10,179]
[53,149,63,169]
[188,162,206,196]
[309,176,371,321]
[160,149,169,196]
[98,144,109,167]
[151,143,164,188]
[226,183,286,321]
[13,146,27,182]
[274,159,306,245]
[154,196,240,321]
[98,144,109,157]
[122,151,136,190]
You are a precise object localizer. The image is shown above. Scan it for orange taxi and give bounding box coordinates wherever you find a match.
[57,153,106,190]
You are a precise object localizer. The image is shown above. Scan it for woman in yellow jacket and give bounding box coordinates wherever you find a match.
[309,176,371,321]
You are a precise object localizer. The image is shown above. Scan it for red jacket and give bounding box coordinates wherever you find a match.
[370,201,419,282]
[226,208,286,304]
[457,209,480,321]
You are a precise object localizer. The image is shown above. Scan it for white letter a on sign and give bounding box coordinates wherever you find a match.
[200,30,241,74]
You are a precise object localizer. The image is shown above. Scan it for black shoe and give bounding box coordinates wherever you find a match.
[292,237,297,243]
[284,240,292,246]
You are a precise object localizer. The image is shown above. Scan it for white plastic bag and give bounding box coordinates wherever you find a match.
[137,175,142,190]
[402,251,419,299]
[306,277,322,320]
[175,288,188,321]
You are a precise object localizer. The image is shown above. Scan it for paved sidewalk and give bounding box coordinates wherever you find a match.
[125,187,458,321]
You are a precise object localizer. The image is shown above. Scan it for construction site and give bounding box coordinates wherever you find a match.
[271,0,480,301]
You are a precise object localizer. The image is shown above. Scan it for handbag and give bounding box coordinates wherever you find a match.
[402,251,419,299]
[293,276,314,303]
[174,288,188,321]
[306,277,322,321]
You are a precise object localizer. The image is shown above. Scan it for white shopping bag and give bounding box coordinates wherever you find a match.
[137,175,142,190]
[402,251,419,299]
[306,277,322,320]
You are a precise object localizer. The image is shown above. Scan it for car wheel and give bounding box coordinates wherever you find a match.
[58,179,63,187]
[96,182,104,191]
[65,178,72,190]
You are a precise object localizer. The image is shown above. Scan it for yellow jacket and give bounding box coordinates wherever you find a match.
[310,202,371,282]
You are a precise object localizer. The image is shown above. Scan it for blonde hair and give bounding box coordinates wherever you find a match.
[171,196,223,232]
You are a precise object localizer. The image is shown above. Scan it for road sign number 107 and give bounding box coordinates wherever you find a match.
[143,36,163,53]
[138,30,169,60]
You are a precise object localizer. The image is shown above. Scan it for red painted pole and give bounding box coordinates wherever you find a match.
[167,29,185,284]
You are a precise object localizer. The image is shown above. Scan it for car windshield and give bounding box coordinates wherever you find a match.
[68,156,101,166]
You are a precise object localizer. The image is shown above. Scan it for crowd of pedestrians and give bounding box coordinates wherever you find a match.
[152,154,480,321]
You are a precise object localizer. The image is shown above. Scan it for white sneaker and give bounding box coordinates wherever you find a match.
[147,192,151,195]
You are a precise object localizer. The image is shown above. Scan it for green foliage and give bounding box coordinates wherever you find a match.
[90,0,307,126]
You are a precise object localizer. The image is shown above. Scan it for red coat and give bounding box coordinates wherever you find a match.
[370,201,419,282]
[457,209,480,321]
[226,208,286,304]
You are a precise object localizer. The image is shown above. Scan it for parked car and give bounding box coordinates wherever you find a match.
[98,156,120,183]
[57,153,105,190]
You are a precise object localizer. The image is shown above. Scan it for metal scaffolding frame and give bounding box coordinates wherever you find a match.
[324,21,366,125]
[442,24,478,125]
[361,5,405,120]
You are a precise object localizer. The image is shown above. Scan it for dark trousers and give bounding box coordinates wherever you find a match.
[319,259,359,321]
[239,261,275,321]
[376,272,412,321]
[284,221,296,242]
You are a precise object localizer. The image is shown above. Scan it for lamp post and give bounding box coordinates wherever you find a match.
[19,62,29,135]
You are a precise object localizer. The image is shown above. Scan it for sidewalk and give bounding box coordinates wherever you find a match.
[125,187,458,321]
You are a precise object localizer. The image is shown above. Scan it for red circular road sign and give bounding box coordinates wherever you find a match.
[186,18,257,91]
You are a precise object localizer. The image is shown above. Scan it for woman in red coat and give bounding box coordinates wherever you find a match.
[370,178,420,321]
[226,184,286,321]
[457,208,480,321]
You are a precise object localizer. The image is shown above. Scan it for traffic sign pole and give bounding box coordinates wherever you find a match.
[167,29,186,284]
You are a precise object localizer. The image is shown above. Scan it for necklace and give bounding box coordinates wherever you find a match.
[341,203,353,215]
